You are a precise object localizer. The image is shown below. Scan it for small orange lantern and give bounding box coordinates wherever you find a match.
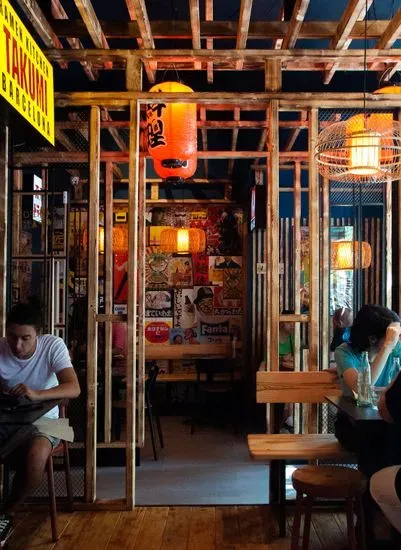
[83,225,128,254]
[160,227,206,254]
[331,241,372,270]
[153,155,197,183]
[146,82,197,169]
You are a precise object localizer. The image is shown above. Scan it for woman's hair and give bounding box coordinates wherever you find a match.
[349,305,400,351]
[6,302,43,331]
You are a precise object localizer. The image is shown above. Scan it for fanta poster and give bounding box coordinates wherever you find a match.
[145,319,172,345]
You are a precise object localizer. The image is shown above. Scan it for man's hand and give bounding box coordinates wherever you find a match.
[8,384,41,401]
[280,354,295,371]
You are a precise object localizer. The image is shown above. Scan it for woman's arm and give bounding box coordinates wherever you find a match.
[370,323,401,384]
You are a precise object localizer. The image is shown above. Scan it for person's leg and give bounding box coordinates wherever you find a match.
[370,466,401,534]
[4,436,52,516]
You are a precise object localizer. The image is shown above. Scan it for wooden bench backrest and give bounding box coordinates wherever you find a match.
[256,371,341,404]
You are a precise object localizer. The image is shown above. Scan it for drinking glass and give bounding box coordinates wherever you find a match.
[370,386,384,410]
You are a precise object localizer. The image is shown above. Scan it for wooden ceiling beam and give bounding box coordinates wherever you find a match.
[371,6,401,76]
[50,19,390,41]
[73,0,112,69]
[324,0,373,84]
[206,0,214,83]
[125,0,155,83]
[189,0,201,70]
[281,0,310,49]
[51,0,98,80]
[236,0,253,70]
[45,47,401,64]
[253,109,268,166]
[14,0,67,68]
[100,109,127,151]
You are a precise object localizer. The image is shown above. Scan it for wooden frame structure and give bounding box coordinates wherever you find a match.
[2,0,401,511]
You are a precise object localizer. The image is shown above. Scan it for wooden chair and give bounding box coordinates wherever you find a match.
[46,400,73,541]
[247,370,352,537]
[291,465,366,550]
[191,357,237,434]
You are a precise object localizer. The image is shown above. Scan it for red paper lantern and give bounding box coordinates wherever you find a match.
[146,82,197,169]
[153,155,197,183]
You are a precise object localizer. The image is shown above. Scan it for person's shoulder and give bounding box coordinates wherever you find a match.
[334,343,358,368]
[38,335,67,350]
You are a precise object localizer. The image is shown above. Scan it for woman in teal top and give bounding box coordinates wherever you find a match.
[334,304,401,479]
[334,306,401,397]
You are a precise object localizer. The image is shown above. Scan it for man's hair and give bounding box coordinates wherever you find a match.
[6,302,43,331]
[350,305,400,351]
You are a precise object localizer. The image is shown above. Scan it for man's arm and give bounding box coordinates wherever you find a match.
[9,368,80,401]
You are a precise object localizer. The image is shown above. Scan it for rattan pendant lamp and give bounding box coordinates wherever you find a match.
[315,0,401,184]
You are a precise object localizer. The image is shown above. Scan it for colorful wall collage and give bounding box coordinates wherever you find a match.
[143,205,244,346]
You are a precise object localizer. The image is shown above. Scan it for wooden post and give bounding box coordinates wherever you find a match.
[321,178,330,372]
[86,105,100,502]
[104,161,113,443]
[293,162,301,434]
[308,107,319,432]
[126,98,140,509]
[265,60,282,92]
[136,156,146,448]
[0,117,8,335]
[268,99,280,375]
[125,55,142,510]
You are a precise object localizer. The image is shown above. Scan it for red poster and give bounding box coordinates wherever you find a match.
[145,321,171,344]
[192,254,209,285]
[114,253,128,303]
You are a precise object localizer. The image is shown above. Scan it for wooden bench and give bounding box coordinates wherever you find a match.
[247,370,351,536]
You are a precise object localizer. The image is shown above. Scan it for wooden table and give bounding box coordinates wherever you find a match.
[325,395,383,424]
[0,399,62,461]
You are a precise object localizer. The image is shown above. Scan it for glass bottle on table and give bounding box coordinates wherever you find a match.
[357,351,372,407]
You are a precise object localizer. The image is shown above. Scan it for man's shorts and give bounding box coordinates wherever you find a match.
[32,430,60,448]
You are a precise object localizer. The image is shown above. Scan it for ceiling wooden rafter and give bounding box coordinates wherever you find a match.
[236,0,253,70]
[125,0,156,82]
[324,0,373,84]
[73,0,112,69]
[205,0,214,83]
[371,7,401,81]
[51,0,98,80]
[189,0,201,71]
[281,0,310,50]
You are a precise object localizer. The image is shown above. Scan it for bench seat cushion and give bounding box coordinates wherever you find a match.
[247,433,352,461]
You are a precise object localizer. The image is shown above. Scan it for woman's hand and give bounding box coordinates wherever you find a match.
[384,322,401,350]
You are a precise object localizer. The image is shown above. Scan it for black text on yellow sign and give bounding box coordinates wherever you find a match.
[0,0,54,144]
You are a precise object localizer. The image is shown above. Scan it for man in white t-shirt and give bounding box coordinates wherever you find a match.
[0,303,80,545]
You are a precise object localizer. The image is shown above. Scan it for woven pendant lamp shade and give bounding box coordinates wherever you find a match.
[315,113,401,183]
[83,225,128,254]
[160,227,206,254]
[153,155,197,183]
[331,241,372,270]
[147,82,197,169]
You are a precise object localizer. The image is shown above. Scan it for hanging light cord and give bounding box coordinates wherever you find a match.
[363,0,368,117]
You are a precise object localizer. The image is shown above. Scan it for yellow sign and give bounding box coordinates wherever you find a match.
[0,0,54,144]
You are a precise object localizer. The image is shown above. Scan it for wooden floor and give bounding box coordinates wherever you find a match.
[7,505,355,550]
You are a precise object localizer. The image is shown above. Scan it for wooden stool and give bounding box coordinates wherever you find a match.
[291,465,367,550]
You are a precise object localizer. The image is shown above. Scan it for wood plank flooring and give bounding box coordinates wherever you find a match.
[6,505,354,550]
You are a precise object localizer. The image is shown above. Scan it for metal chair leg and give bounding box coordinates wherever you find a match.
[146,401,158,461]
[155,413,164,448]
[355,493,367,550]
